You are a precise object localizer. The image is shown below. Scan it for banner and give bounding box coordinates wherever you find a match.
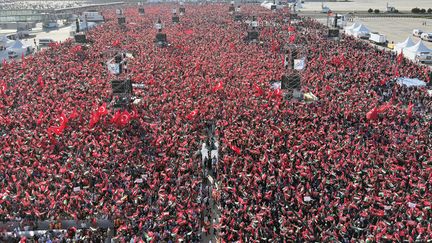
[294,58,306,70]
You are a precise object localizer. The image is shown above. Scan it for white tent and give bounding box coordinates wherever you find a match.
[352,24,370,38]
[0,35,13,48]
[394,36,416,54]
[403,40,432,61]
[344,23,360,35]
[9,40,24,49]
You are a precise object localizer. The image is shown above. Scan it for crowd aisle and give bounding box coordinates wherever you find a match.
[0,3,431,242]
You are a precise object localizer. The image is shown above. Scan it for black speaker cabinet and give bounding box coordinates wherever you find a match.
[172,16,179,23]
[247,31,259,41]
[270,5,276,10]
[118,17,126,25]
[281,74,301,90]
[139,8,145,14]
[179,7,185,13]
[229,6,235,12]
[111,80,132,94]
[328,28,340,38]
[155,33,167,44]
[74,33,86,43]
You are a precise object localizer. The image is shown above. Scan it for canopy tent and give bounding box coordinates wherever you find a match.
[396,77,427,87]
[352,24,370,38]
[9,40,24,49]
[344,23,360,35]
[0,35,13,48]
[6,40,33,57]
[403,40,432,61]
[394,36,416,54]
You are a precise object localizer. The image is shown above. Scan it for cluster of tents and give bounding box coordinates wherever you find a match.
[0,35,34,62]
[394,36,432,62]
[344,23,432,63]
[344,23,370,38]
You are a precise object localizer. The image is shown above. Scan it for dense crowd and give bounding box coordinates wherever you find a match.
[0,3,431,242]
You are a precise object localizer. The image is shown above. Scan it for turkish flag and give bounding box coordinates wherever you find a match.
[407,102,414,118]
[69,108,79,120]
[119,110,131,126]
[184,29,194,35]
[111,110,121,125]
[186,109,198,120]
[366,107,378,120]
[230,144,241,155]
[212,81,223,93]
[289,34,296,43]
[0,83,5,95]
[36,111,44,125]
[112,39,121,47]
[397,50,403,64]
[253,84,264,96]
[37,75,44,88]
[59,112,68,129]
[89,112,100,128]
[98,103,108,116]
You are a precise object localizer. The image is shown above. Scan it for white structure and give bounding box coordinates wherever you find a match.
[403,41,432,63]
[344,23,360,35]
[351,24,370,38]
[7,40,33,57]
[394,36,415,54]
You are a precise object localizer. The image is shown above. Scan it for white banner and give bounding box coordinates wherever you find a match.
[294,58,306,70]
[107,63,120,75]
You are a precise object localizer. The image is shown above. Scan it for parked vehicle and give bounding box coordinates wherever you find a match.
[416,52,432,64]
[413,29,423,37]
[369,32,387,45]
[38,38,54,46]
[420,32,432,42]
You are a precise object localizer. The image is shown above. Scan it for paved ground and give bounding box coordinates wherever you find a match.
[316,17,432,49]
[302,0,432,12]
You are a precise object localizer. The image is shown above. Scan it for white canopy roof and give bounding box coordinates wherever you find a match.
[345,23,359,31]
[405,40,432,53]
[352,24,370,33]
[395,36,416,49]
[396,77,427,87]
[9,40,24,49]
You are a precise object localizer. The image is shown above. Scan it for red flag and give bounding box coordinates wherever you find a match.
[212,81,223,93]
[119,110,131,126]
[397,50,403,64]
[69,108,79,120]
[112,39,121,47]
[229,144,241,155]
[274,88,282,98]
[37,111,44,125]
[21,52,25,60]
[377,103,391,113]
[97,103,108,116]
[37,75,44,88]
[111,110,121,125]
[130,108,139,119]
[289,34,296,43]
[366,107,378,120]
[186,109,198,120]
[0,83,6,95]
[184,29,194,35]
[59,112,68,129]
[48,126,63,135]
[253,84,264,96]
[407,102,414,118]
[89,112,100,128]
[288,26,295,32]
